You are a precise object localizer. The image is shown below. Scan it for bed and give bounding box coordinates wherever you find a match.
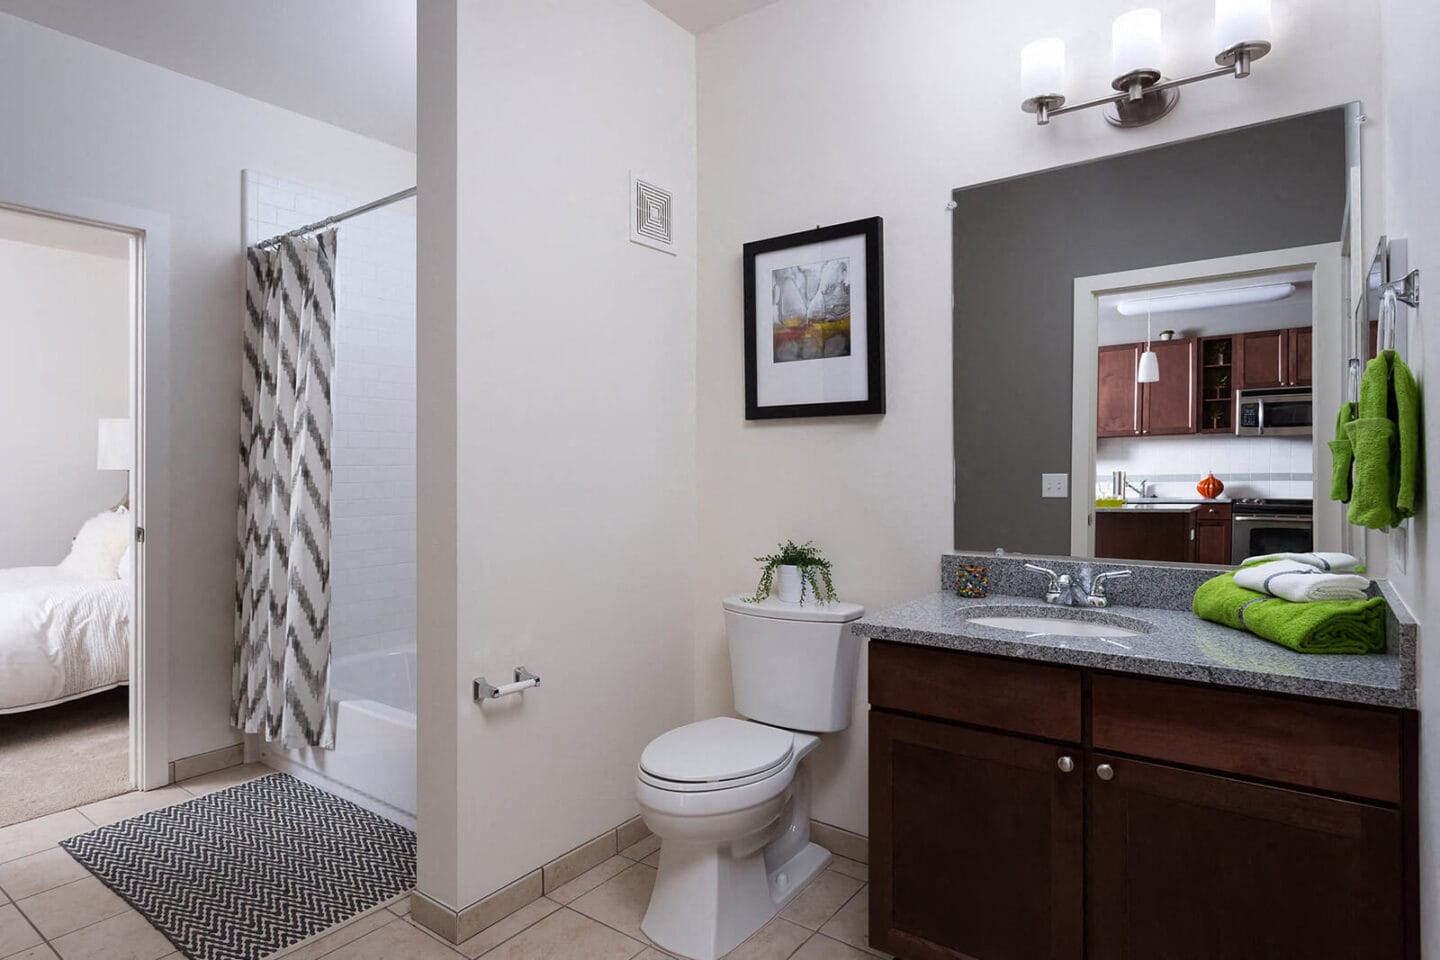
[0,510,132,714]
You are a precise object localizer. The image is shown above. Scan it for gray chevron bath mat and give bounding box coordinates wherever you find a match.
[60,773,415,960]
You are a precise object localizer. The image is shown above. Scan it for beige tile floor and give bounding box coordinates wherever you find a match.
[0,764,886,960]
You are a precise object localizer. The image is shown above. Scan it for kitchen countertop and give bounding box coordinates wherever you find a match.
[1094,502,1205,513]
[853,589,1415,708]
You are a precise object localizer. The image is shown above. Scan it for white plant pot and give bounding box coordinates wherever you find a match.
[776,565,815,604]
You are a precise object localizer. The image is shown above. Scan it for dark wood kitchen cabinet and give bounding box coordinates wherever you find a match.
[1236,327,1312,389]
[869,645,1419,960]
[1097,344,1140,437]
[1097,338,1196,437]
[1095,508,1196,563]
[1193,500,1232,564]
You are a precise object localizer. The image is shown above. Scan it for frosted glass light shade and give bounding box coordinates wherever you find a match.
[1137,350,1160,383]
[97,418,134,471]
[1215,0,1272,52]
[1112,8,1163,77]
[1021,38,1066,100]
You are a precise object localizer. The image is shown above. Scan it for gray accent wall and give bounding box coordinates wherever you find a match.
[952,108,1347,554]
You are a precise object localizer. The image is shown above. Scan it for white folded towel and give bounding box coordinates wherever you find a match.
[1242,551,1361,573]
[1233,560,1371,602]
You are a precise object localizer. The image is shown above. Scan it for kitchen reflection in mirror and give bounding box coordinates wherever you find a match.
[1090,265,1316,565]
[951,104,1359,565]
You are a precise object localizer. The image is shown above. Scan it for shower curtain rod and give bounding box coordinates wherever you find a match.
[254,185,416,248]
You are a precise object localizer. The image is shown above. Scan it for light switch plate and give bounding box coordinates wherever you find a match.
[1041,473,1069,498]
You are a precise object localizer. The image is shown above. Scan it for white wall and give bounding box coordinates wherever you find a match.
[1376,0,1439,953]
[0,236,129,567]
[0,12,415,763]
[243,172,418,662]
[695,0,1387,836]
[417,0,697,909]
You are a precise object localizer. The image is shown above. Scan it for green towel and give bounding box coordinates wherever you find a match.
[1193,572,1387,654]
[1345,350,1422,529]
[1328,401,1356,503]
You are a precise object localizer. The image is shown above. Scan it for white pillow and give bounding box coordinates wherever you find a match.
[118,541,134,580]
[60,508,131,580]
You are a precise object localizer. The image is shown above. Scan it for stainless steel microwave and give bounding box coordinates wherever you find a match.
[1235,389,1313,437]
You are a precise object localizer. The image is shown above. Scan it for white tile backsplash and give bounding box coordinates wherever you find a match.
[244,171,416,660]
[1096,433,1313,500]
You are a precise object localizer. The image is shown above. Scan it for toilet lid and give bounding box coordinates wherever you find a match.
[640,717,793,785]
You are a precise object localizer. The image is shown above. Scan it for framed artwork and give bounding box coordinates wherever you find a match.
[743,217,885,419]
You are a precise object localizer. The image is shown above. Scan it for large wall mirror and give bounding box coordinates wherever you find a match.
[952,104,1362,566]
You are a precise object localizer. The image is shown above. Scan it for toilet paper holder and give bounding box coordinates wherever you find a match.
[474,667,541,702]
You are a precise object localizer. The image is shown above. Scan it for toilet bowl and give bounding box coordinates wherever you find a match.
[636,597,864,960]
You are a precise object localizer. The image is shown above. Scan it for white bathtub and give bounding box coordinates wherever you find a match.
[257,647,417,828]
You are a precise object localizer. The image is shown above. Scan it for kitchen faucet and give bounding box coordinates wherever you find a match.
[1024,563,1133,608]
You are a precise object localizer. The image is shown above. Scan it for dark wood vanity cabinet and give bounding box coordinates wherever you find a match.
[1088,755,1403,960]
[869,644,1418,960]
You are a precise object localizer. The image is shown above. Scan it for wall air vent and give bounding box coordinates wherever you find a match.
[630,173,675,255]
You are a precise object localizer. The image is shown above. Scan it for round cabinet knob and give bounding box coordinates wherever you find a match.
[1057,756,1075,774]
[1096,763,1115,782]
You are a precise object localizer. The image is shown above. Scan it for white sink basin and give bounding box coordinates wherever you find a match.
[966,615,1145,639]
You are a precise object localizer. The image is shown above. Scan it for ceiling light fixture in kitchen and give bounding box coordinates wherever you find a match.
[1116,281,1296,316]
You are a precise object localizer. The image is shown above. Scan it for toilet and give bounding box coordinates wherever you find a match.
[636,595,865,960]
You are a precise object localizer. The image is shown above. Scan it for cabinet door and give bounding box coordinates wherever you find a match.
[1236,329,1287,389]
[1098,344,1141,437]
[871,711,1082,960]
[1139,338,1196,435]
[1088,754,1403,960]
[1195,519,1230,564]
[1095,510,1194,563]
[1290,326,1313,386]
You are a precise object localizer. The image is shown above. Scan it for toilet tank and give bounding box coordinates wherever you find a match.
[722,596,865,733]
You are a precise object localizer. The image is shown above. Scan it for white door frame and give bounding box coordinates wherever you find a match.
[1,195,172,790]
[1070,242,1345,560]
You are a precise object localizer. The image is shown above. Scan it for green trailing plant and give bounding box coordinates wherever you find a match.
[749,539,838,605]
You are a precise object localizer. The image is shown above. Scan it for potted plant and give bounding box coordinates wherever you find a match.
[750,540,837,605]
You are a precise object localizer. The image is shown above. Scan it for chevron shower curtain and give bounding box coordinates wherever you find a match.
[233,230,338,749]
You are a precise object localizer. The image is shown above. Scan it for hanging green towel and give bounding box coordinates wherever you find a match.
[1193,572,1387,654]
[1328,401,1356,503]
[1345,350,1422,529]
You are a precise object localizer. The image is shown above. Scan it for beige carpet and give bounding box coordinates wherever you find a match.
[0,688,130,827]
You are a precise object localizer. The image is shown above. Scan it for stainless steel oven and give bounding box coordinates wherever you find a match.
[1231,498,1314,564]
[1236,388,1313,437]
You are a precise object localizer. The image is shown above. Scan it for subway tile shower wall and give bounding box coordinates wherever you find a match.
[1095,434,1314,501]
[243,172,417,659]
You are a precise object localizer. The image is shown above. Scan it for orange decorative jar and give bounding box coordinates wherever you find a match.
[1196,472,1225,499]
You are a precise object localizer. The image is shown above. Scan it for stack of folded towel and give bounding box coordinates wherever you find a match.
[1234,556,1370,603]
[1193,553,1386,654]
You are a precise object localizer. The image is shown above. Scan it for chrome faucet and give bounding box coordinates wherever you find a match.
[1025,564,1133,608]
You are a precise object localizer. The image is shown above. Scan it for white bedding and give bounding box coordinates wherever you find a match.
[0,566,130,713]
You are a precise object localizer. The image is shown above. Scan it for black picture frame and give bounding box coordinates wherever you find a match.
[743,217,885,420]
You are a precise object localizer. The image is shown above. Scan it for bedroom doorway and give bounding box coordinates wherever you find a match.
[0,203,148,825]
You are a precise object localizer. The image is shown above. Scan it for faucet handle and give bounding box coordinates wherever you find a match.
[1024,563,1060,586]
[1090,569,1133,599]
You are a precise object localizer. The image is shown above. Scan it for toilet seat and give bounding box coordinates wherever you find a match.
[639,717,794,793]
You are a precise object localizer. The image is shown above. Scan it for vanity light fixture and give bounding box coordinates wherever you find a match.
[1020,0,1273,128]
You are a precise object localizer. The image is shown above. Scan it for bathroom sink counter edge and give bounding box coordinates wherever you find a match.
[853,587,1416,708]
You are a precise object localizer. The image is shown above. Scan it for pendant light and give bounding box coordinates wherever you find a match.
[1137,308,1160,382]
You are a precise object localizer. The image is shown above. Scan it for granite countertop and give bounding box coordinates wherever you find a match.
[1094,503,1202,513]
[854,589,1415,708]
